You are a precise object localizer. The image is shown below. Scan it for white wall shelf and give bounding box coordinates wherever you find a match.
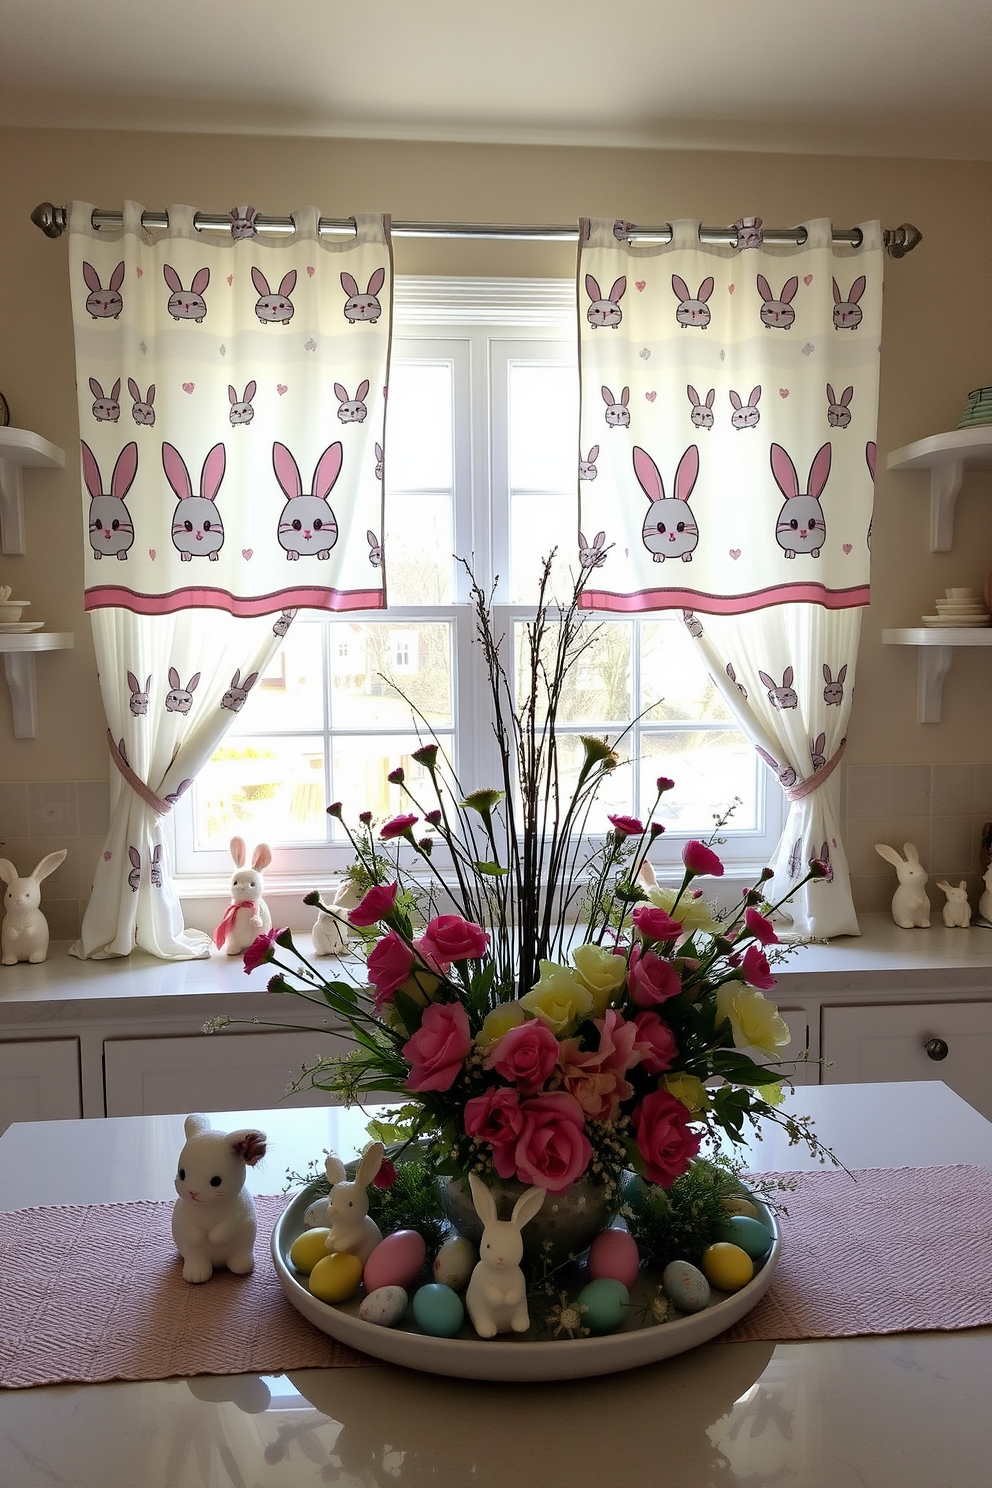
[0,427,66,555]
[882,627,992,723]
[0,632,75,738]
[887,427,992,552]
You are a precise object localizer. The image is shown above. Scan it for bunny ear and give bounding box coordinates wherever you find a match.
[188,672,200,690]
[356,380,370,401]
[770,443,799,499]
[244,381,256,401]
[147,385,156,404]
[594,531,605,546]
[601,386,614,405]
[312,443,343,500]
[841,386,854,406]
[340,271,360,297]
[129,846,140,868]
[251,266,270,296]
[838,664,848,682]
[674,445,700,503]
[633,445,664,502]
[169,667,180,687]
[468,1173,499,1227]
[89,378,104,398]
[111,379,121,401]
[587,444,599,462]
[875,844,904,867]
[334,383,348,402]
[705,389,715,407]
[230,835,247,867]
[82,262,102,291]
[231,1130,267,1166]
[278,270,297,296]
[510,1186,547,1232]
[127,671,140,692]
[190,267,210,295]
[832,277,842,303]
[849,275,866,302]
[608,277,626,302]
[729,390,742,409]
[355,1140,384,1189]
[200,443,227,502]
[865,441,877,481]
[807,443,832,499]
[823,663,832,682]
[671,274,691,302]
[756,274,773,301]
[112,443,139,499]
[375,443,383,459]
[783,666,794,687]
[252,843,272,872]
[621,386,629,404]
[584,273,602,302]
[697,277,714,302]
[687,385,700,405]
[229,385,238,403]
[826,384,837,405]
[366,267,385,297]
[109,262,125,292]
[0,859,16,888]
[324,1153,347,1185]
[32,849,67,883]
[241,672,259,691]
[750,387,761,405]
[129,378,142,402]
[272,442,303,498]
[367,530,378,545]
[903,843,920,863]
[936,881,951,894]
[781,276,799,302]
[162,442,193,500]
[163,264,182,292]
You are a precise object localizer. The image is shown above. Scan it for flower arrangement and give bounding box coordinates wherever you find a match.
[226,556,830,1212]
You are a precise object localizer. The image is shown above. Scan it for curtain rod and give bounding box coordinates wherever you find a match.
[30,203,922,258]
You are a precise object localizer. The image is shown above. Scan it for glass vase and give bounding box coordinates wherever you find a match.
[439,1172,616,1268]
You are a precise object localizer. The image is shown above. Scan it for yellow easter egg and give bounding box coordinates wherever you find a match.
[289,1228,332,1275]
[701,1242,754,1293]
[308,1251,364,1303]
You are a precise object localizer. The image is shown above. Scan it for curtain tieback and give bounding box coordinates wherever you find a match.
[786,739,846,803]
[107,730,173,817]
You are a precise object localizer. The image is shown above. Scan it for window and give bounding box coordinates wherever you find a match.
[175,280,780,882]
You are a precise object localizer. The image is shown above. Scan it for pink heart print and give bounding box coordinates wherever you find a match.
[307,265,315,278]
[277,384,288,395]
[227,274,234,286]
[804,274,813,286]
[843,543,853,554]
[645,390,657,402]
[779,388,789,399]
[635,280,646,292]
[136,267,143,278]
[728,283,735,295]
[103,851,112,861]
[148,548,156,560]
[182,382,194,394]
[729,549,741,560]
[242,548,253,560]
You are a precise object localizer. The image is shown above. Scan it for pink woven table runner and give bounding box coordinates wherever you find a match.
[2,1165,991,1389]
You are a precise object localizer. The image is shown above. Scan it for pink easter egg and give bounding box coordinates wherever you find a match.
[587,1227,640,1289]
[363,1229,427,1294]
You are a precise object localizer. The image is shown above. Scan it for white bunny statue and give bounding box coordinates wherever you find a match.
[312,1143,385,1265]
[0,850,67,964]
[464,1173,546,1338]
[214,836,272,954]
[311,878,360,957]
[937,880,972,928]
[874,842,931,929]
[172,1113,267,1283]
[978,864,992,925]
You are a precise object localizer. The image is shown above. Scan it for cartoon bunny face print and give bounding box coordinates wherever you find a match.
[341,268,385,323]
[833,276,866,329]
[634,445,701,563]
[229,383,256,426]
[771,442,831,558]
[757,275,798,329]
[229,205,259,239]
[601,386,630,427]
[163,266,210,322]
[826,384,854,428]
[165,667,200,714]
[81,440,138,561]
[83,261,124,319]
[585,275,627,329]
[252,267,297,324]
[672,276,713,328]
[128,380,156,427]
[163,443,227,561]
[729,387,761,430]
[273,441,343,560]
[89,378,121,423]
[687,386,715,429]
[127,672,150,716]
[336,380,370,423]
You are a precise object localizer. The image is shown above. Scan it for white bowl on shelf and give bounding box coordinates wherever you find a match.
[0,600,28,623]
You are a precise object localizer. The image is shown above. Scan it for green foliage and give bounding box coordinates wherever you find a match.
[623,1156,751,1269]
[365,1156,447,1259]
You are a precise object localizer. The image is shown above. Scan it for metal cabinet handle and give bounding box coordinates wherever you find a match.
[924,1038,949,1061]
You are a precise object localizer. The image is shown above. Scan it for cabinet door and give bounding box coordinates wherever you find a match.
[821,1002,992,1121]
[777,1008,817,1088]
[0,1039,81,1133]
[103,1029,350,1117]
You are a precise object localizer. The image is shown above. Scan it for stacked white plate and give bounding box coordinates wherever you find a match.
[922,588,990,627]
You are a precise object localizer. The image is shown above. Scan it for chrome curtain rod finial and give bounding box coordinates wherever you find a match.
[883,222,924,259]
[31,202,67,239]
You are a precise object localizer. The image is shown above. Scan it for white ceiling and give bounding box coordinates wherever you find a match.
[2,0,990,160]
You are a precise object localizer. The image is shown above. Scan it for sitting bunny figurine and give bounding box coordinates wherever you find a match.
[311,879,359,957]
[213,836,272,954]
[874,842,931,929]
[315,1143,386,1264]
[937,880,972,928]
[465,1173,546,1338]
[0,850,68,964]
[172,1113,267,1283]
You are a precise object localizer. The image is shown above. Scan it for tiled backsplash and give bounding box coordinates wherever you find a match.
[3,767,992,938]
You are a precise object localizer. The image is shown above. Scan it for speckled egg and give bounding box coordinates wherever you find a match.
[363,1229,427,1294]
[303,1196,331,1229]
[721,1195,760,1220]
[577,1277,630,1334]
[662,1259,711,1314]
[412,1283,465,1337]
[701,1242,754,1293]
[716,1214,772,1260]
[587,1228,640,1289]
[359,1285,409,1328]
[433,1235,476,1291]
[308,1251,364,1304]
[289,1227,332,1274]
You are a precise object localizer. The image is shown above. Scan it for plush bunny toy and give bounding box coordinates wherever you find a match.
[172,1113,267,1283]
[465,1173,546,1338]
[0,851,68,964]
[214,836,272,954]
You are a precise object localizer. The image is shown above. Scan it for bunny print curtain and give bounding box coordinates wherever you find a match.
[576,217,881,615]
[68,203,391,616]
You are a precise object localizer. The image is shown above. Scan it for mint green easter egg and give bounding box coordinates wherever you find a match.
[577,1277,629,1334]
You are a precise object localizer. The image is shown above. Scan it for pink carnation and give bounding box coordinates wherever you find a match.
[366,930,416,1014]
[608,814,644,838]
[243,928,280,974]
[512,1091,592,1194]
[486,1019,560,1094]
[379,813,418,842]
[632,904,683,943]
[631,1089,702,1187]
[559,1009,641,1122]
[742,943,776,991]
[402,1001,472,1092]
[349,880,398,928]
[632,1010,679,1074]
[745,906,779,946]
[420,914,489,963]
[682,840,725,878]
[627,943,683,1007]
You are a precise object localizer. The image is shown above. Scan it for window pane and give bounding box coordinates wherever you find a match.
[329,621,453,729]
[509,363,579,491]
[229,622,324,732]
[514,620,631,725]
[332,733,446,827]
[509,492,576,603]
[528,732,632,835]
[194,735,328,847]
[639,731,758,834]
[386,362,452,488]
[384,491,454,604]
[640,619,734,723]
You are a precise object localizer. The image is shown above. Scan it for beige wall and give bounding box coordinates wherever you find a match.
[1,127,991,923]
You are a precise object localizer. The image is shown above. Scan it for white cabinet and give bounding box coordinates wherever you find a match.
[776,1007,817,1087]
[821,1001,992,1121]
[0,1038,81,1133]
[103,1029,350,1117]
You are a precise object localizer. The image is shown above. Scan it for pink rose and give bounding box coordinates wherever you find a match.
[608,814,644,837]
[745,906,779,946]
[349,880,398,928]
[379,813,418,841]
[420,914,489,963]
[243,928,280,973]
[627,943,683,1007]
[632,1010,679,1074]
[631,1089,702,1187]
[486,1018,560,1093]
[742,943,776,991]
[464,1087,525,1179]
[402,1001,472,1092]
[682,840,725,878]
[512,1092,592,1194]
[632,904,683,943]
[366,930,416,1012]
[559,1010,641,1121]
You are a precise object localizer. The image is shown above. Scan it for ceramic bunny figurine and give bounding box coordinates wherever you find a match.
[172,1114,267,1283]
[979,864,992,925]
[311,878,360,956]
[875,842,931,928]
[214,837,272,954]
[312,1144,385,1264]
[0,851,67,964]
[937,880,972,928]
[464,1173,546,1338]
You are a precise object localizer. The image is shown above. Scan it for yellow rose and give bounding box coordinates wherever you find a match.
[663,1072,710,1113]
[571,943,627,1016]
[715,985,791,1057]
[520,961,593,1034]
[477,1001,528,1046]
[647,885,722,937]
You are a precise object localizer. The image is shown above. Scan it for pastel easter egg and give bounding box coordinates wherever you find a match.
[308,1250,364,1304]
[701,1242,754,1293]
[721,1196,760,1220]
[363,1229,427,1294]
[289,1227,332,1274]
[716,1215,773,1260]
[661,1259,711,1313]
[412,1283,465,1338]
[577,1277,629,1334]
[303,1197,330,1228]
[359,1285,408,1328]
[588,1228,640,1289]
[433,1235,476,1291]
